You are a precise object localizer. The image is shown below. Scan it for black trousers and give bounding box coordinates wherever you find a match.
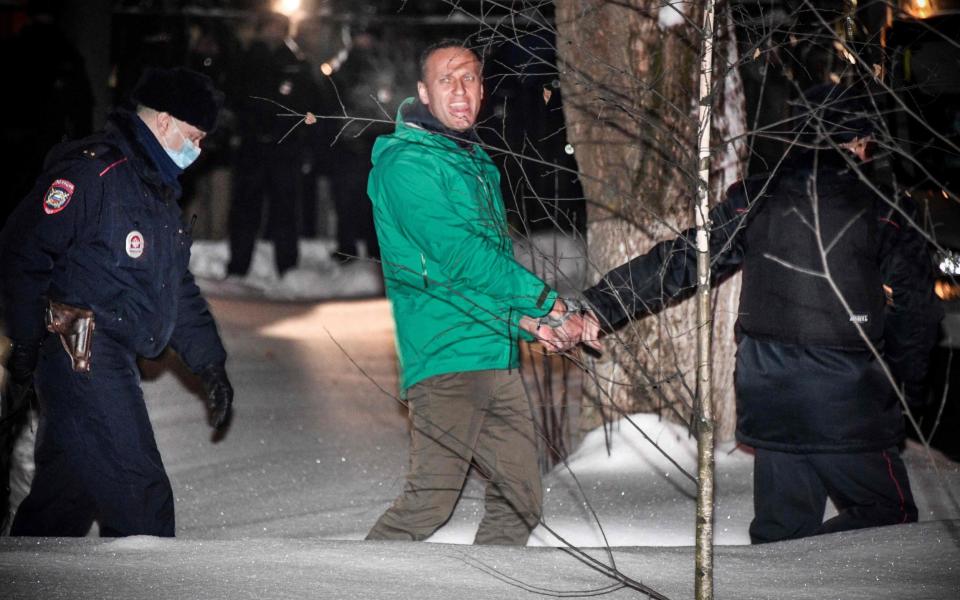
[10,335,174,537]
[750,446,917,544]
[227,143,300,277]
[330,159,379,261]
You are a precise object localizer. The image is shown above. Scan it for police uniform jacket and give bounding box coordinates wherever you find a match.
[1,109,226,372]
[583,150,942,453]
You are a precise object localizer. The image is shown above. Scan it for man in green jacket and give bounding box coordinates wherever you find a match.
[365,40,572,545]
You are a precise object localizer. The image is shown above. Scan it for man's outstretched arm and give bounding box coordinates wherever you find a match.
[533,182,759,352]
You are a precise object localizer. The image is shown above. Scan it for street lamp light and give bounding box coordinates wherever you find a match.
[274,0,302,17]
[899,1,960,20]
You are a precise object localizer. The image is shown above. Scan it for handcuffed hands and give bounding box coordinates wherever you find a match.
[200,364,234,430]
[519,299,603,354]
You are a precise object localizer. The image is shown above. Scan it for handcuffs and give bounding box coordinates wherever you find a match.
[537,297,588,329]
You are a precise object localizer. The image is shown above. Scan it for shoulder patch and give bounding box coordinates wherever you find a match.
[43,179,76,214]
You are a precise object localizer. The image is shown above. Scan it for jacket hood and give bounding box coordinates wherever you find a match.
[400,99,480,147]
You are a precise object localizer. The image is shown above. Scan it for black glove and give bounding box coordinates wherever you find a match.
[7,343,39,386]
[199,364,233,430]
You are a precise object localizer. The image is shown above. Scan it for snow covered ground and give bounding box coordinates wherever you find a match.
[2,240,960,598]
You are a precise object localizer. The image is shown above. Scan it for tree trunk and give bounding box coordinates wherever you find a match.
[555,1,746,441]
[694,2,718,597]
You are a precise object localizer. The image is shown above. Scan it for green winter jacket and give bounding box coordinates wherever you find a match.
[368,99,557,391]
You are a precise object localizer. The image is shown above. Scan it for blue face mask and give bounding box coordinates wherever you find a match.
[164,121,202,169]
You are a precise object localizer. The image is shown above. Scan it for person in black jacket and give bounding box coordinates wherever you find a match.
[533,86,942,543]
[1,67,234,537]
[225,13,319,279]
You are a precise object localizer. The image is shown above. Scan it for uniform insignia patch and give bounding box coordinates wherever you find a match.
[126,230,145,259]
[43,179,75,214]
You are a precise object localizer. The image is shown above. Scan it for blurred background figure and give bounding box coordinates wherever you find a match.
[0,0,94,533]
[322,30,386,264]
[0,1,93,231]
[226,11,319,281]
[181,19,239,240]
[483,30,585,238]
[292,14,335,241]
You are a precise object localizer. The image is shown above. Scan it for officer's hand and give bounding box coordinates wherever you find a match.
[579,310,604,353]
[200,364,233,430]
[7,343,39,385]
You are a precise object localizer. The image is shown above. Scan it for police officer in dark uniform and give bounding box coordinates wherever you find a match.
[549,86,942,543]
[1,67,234,537]
[226,13,319,279]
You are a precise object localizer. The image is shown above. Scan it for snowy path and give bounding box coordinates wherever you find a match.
[3,297,960,598]
[148,297,757,546]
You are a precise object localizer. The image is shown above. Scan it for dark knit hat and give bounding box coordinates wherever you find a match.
[132,67,224,132]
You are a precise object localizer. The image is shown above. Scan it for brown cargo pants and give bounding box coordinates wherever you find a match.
[366,369,542,545]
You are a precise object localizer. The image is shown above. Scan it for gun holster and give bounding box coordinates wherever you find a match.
[45,301,95,373]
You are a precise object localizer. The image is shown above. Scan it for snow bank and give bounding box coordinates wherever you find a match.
[190,239,384,301]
